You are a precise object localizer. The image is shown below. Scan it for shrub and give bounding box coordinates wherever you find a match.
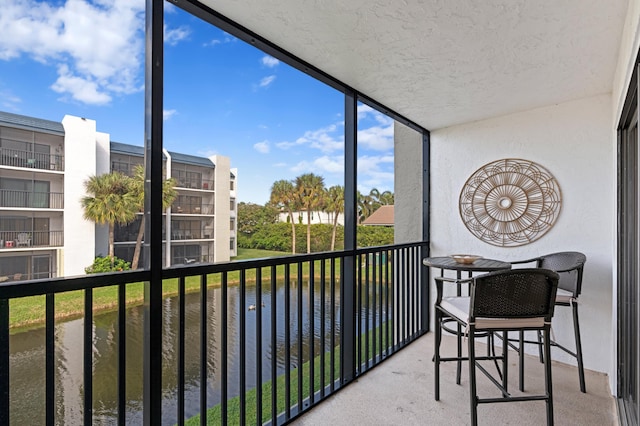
[85,256,131,274]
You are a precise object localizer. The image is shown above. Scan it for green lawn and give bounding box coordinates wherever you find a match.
[7,248,335,331]
[232,248,290,260]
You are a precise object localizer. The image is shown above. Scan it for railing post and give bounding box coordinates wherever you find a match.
[421,131,430,332]
[341,89,358,382]
[143,0,164,424]
[0,298,8,425]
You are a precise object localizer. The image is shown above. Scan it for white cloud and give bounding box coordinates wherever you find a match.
[203,32,236,47]
[198,149,219,157]
[357,124,394,151]
[0,0,145,105]
[51,64,111,104]
[261,55,279,68]
[254,140,270,153]
[291,155,343,174]
[0,89,22,110]
[163,109,177,121]
[259,75,276,88]
[355,105,394,151]
[276,123,344,153]
[164,25,190,46]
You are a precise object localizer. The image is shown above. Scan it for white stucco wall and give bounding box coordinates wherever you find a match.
[61,115,99,277]
[394,121,424,244]
[211,155,231,262]
[429,94,614,379]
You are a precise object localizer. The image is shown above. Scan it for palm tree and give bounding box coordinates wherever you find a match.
[270,179,298,254]
[295,173,325,253]
[357,190,374,223]
[325,185,344,251]
[82,172,138,265]
[128,165,177,269]
[379,190,394,205]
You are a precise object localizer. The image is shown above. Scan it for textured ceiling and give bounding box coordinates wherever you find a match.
[199,0,628,130]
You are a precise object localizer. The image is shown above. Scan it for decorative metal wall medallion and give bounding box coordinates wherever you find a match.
[459,158,562,247]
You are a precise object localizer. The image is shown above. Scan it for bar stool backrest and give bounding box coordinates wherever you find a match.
[537,251,586,298]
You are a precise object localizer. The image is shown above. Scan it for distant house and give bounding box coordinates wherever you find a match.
[362,205,394,226]
[278,210,344,226]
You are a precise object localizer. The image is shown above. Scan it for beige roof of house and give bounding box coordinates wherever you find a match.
[362,205,394,226]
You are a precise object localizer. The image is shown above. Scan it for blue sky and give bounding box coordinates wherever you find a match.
[0,0,395,204]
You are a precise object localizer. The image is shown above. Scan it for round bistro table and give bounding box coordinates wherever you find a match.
[423,256,512,384]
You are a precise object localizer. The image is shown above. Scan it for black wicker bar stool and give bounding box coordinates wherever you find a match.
[511,251,587,392]
[434,268,559,426]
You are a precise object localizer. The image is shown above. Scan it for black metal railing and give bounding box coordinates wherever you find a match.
[0,189,64,209]
[0,230,63,248]
[0,147,64,171]
[0,241,428,425]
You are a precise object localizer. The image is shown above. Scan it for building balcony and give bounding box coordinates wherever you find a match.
[0,147,64,171]
[0,189,64,209]
[175,178,214,191]
[0,230,63,248]
[172,202,214,215]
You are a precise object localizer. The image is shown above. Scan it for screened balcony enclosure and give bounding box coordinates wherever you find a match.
[0,0,634,425]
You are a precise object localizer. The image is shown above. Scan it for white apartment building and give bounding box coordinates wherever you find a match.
[0,111,237,280]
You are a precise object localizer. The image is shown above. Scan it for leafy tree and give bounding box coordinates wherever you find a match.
[295,173,325,253]
[237,202,279,237]
[85,255,131,273]
[82,172,137,265]
[270,179,298,254]
[128,165,177,269]
[325,185,344,251]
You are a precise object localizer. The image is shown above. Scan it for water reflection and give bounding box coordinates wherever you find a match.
[8,277,394,425]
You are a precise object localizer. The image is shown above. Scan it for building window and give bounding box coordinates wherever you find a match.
[171,244,201,264]
[0,127,61,170]
[114,216,142,242]
[230,180,234,191]
[0,217,50,247]
[0,178,50,208]
[110,155,143,176]
[173,195,202,214]
[230,238,235,250]
[0,253,53,281]
[174,169,202,189]
[171,220,202,239]
[230,200,235,210]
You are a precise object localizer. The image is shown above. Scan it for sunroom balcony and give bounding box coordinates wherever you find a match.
[0,243,617,425]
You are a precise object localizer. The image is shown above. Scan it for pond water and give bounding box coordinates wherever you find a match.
[8,280,354,425]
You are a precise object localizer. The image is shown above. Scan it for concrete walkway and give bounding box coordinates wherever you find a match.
[292,334,617,425]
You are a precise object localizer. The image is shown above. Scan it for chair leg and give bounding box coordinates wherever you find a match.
[435,310,442,401]
[537,329,544,362]
[543,327,555,425]
[573,303,586,393]
[519,331,525,391]
[503,331,509,395]
[468,327,478,426]
[456,322,462,385]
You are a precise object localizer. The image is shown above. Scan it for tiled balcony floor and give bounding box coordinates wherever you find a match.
[293,333,617,425]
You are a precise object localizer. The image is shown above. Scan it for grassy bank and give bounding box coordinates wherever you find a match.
[184,322,392,425]
[8,248,296,331]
